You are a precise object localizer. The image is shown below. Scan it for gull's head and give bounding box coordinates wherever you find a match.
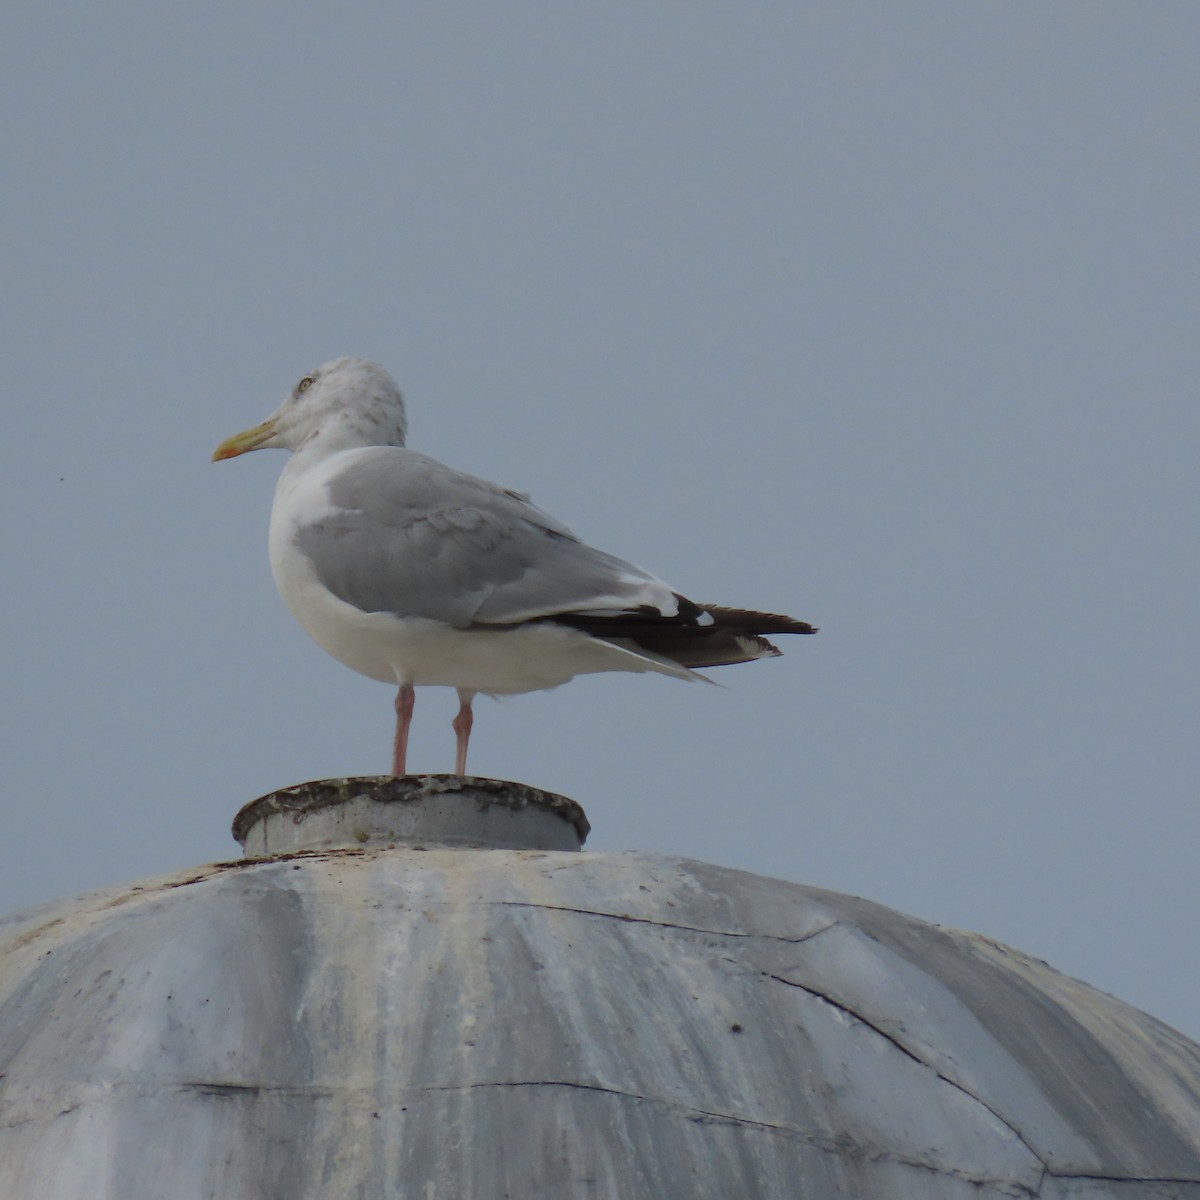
[212,358,408,461]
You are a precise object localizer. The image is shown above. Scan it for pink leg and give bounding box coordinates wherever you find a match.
[452,690,475,777]
[392,684,415,776]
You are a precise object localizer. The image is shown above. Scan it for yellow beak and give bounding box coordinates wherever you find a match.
[212,419,276,461]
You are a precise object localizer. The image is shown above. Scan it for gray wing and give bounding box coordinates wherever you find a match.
[294,447,681,627]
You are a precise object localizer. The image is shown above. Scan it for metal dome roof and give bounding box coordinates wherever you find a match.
[1,776,1198,1199]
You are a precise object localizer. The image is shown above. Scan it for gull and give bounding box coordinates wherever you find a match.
[213,358,816,776]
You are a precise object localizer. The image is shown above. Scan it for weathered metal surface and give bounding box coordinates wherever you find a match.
[233,774,588,855]
[1,791,1199,1198]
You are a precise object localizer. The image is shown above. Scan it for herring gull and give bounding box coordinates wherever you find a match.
[213,358,816,775]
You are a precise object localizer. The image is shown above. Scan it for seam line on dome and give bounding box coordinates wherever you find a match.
[1032,1166,1200,1195]
[411,1079,1041,1190]
[763,972,1050,1175]
[9,1080,1194,1190]
[492,901,840,943]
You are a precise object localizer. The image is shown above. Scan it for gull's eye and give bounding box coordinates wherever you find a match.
[297,375,315,393]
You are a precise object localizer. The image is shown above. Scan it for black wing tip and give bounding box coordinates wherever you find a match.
[696,605,818,637]
[542,600,817,646]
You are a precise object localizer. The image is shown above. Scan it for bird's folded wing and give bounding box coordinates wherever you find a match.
[294,448,682,627]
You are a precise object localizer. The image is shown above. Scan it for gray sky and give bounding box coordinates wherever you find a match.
[5,6,1199,1039]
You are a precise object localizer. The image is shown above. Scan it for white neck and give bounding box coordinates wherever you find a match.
[292,410,405,461]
